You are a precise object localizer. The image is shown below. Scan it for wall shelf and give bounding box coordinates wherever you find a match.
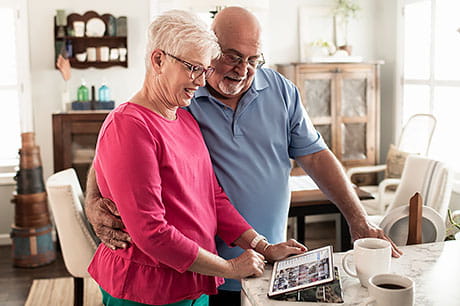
[54,11,128,69]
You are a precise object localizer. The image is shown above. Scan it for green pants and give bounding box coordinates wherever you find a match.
[100,287,209,306]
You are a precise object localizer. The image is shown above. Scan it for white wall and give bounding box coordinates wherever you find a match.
[267,0,378,64]
[0,0,398,243]
[0,0,150,244]
[267,0,397,161]
[374,0,398,163]
[0,185,15,244]
[29,0,150,185]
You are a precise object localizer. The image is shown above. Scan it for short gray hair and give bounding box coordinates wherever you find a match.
[145,10,221,70]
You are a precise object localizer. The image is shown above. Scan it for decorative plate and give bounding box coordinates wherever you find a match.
[379,205,445,246]
[86,17,106,37]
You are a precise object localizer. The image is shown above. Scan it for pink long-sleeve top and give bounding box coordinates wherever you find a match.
[88,103,252,305]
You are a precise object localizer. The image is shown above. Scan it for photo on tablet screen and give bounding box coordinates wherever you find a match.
[268,245,334,297]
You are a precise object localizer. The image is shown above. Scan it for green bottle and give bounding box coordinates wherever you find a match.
[77,79,89,102]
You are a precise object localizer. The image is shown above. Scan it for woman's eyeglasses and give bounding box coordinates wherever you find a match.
[163,51,215,80]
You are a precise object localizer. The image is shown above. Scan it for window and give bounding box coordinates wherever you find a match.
[0,0,32,181]
[399,0,460,173]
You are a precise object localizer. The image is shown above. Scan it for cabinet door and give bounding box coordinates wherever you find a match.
[336,68,376,167]
[70,120,104,189]
[53,113,107,190]
[296,70,336,151]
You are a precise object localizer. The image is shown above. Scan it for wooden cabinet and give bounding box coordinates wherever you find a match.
[52,112,108,190]
[277,62,381,185]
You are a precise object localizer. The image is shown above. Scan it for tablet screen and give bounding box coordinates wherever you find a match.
[268,245,334,297]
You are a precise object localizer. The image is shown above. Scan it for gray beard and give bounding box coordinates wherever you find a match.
[218,80,245,96]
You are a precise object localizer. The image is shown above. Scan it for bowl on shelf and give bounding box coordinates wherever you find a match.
[75,52,87,62]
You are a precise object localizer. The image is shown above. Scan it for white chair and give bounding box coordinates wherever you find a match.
[368,155,453,231]
[46,168,99,306]
[347,114,437,214]
[379,193,446,246]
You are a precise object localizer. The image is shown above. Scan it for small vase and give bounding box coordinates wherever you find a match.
[338,45,352,56]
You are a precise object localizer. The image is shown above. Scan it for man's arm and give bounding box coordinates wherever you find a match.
[295,149,402,257]
[85,165,131,249]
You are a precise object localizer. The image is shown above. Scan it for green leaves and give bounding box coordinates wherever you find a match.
[333,0,361,20]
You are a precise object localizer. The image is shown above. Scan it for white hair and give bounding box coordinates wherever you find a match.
[145,10,221,70]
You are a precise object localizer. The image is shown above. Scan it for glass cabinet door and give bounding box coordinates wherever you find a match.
[338,70,376,164]
[298,72,335,151]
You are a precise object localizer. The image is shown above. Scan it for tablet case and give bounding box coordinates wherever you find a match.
[268,245,334,298]
[270,266,344,303]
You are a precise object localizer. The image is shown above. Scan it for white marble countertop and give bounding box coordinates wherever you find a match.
[242,240,460,306]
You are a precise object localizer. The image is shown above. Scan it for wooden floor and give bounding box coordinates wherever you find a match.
[0,245,69,306]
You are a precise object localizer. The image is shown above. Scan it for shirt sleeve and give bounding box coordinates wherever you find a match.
[94,112,199,273]
[212,173,252,246]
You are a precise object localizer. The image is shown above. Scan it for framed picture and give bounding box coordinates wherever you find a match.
[298,5,334,62]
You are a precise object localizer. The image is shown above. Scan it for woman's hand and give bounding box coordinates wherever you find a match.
[225,249,266,279]
[263,239,307,262]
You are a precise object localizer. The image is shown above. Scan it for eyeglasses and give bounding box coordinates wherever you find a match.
[163,51,215,80]
[221,52,265,69]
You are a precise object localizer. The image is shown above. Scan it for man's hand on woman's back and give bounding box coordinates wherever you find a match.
[85,166,131,249]
[85,194,131,249]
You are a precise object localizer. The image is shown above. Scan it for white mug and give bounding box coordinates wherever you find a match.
[87,47,96,62]
[75,52,87,62]
[98,46,109,62]
[364,273,414,306]
[118,47,127,62]
[73,21,85,37]
[110,48,119,61]
[342,238,391,287]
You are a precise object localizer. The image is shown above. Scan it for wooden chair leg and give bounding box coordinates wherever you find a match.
[74,277,84,306]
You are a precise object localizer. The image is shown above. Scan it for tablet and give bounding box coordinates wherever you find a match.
[268,245,334,298]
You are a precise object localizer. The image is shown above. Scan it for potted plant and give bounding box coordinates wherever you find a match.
[332,0,361,55]
[445,209,460,240]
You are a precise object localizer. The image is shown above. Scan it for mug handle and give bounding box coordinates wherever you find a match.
[342,250,358,277]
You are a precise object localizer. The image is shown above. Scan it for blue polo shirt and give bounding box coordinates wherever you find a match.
[186,68,327,291]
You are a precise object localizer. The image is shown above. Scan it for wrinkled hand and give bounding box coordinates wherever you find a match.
[349,220,403,257]
[226,249,265,279]
[56,54,71,81]
[85,195,131,250]
[265,239,307,262]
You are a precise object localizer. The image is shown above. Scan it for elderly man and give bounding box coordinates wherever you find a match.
[85,6,401,306]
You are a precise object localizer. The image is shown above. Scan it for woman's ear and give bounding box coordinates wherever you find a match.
[150,49,164,74]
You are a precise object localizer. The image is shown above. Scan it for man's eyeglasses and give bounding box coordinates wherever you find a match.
[163,51,215,80]
[221,53,265,69]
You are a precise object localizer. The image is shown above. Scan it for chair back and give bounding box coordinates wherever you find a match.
[46,168,99,278]
[397,113,436,155]
[387,155,453,220]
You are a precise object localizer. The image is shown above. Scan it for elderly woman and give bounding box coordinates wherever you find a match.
[88,10,305,306]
